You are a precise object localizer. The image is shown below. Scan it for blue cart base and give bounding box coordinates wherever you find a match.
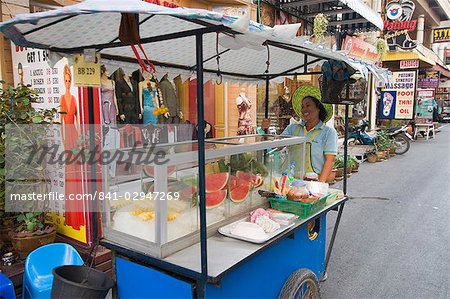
[115,214,326,298]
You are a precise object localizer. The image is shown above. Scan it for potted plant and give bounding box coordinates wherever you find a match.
[389,142,396,156]
[1,82,58,258]
[333,154,344,180]
[10,213,56,259]
[375,131,392,160]
[366,148,378,163]
[348,155,359,172]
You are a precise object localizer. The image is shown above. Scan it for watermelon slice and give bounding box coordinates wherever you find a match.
[205,190,227,209]
[236,171,264,188]
[178,186,197,199]
[205,173,229,193]
[228,175,238,189]
[230,183,251,203]
[144,165,177,177]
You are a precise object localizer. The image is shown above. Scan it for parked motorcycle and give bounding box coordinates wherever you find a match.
[348,120,411,155]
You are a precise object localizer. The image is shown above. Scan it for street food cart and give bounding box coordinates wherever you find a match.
[0,1,389,297]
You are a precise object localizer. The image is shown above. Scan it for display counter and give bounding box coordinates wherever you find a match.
[101,135,306,258]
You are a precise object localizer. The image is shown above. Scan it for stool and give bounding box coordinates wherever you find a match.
[414,123,435,140]
[22,243,83,299]
[0,272,16,299]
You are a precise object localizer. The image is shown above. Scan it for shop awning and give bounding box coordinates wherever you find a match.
[432,64,450,79]
[280,0,383,32]
[382,51,436,68]
[0,0,389,84]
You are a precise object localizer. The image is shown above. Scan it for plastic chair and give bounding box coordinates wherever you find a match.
[22,243,83,299]
[0,272,16,299]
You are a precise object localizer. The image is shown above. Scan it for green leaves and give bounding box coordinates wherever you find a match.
[0,84,59,230]
[32,116,43,123]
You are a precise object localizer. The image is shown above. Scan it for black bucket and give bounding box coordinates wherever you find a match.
[51,265,114,299]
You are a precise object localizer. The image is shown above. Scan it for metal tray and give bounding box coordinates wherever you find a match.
[218,217,296,244]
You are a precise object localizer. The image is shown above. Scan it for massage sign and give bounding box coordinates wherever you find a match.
[384,0,417,50]
[379,71,416,119]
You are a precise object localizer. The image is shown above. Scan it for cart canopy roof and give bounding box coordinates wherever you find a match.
[0,0,390,83]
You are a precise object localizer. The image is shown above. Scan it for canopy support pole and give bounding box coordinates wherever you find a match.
[343,93,349,195]
[264,76,269,119]
[195,32,208,299]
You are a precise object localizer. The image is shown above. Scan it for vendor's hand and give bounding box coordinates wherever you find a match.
[120,114,125,121]
[261,118,270,130]
[138,114,142,120]
[164,112,170,118]
[179,111,183,119]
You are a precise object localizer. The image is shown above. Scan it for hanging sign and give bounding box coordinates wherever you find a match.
[380,71,416,119]
[73,53,101,87]
[432,27,450,43]
[342,36,378,63]
[417,71,439,89]
[400,59,419,69]
[415,89,435,123]
[384,0,417,51]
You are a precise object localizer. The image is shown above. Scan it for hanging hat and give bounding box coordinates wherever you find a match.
[292,85,333,123]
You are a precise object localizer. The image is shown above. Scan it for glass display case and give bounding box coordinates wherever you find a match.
[101,135,306,258]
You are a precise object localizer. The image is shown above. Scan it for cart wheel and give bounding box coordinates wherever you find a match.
[278,269,320,299]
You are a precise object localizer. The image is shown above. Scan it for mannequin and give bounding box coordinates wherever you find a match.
[274,86,294,133]
[131,69,144,124]
[236,88,255,135]
[139,76,159,125]
[100,65,119,127]
[159,74,182,124]
[115,68,140,124]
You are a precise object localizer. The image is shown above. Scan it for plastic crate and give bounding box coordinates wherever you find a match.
[269,194,330,219]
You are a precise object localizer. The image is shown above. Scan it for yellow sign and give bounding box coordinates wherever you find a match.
[73,53,100,87]
[49,213,87,244]
[433,27,450,43]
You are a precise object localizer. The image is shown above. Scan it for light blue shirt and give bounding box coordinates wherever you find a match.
[281,121,338,174]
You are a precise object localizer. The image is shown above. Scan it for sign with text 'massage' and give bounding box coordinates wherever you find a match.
[380,71,416,120]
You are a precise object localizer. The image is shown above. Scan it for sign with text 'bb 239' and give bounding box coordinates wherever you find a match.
[73,53,100,87]
[380,71,416,119]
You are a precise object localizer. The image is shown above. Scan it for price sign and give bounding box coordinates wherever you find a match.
[73,53,100,87]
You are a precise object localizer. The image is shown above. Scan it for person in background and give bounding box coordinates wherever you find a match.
[262,85,337,182]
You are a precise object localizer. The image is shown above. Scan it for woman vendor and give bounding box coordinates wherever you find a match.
[262,85,337,182]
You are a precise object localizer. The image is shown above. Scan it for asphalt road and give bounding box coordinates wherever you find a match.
[321,124,450,299]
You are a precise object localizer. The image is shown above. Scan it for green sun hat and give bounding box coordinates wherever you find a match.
[292,85,333,123]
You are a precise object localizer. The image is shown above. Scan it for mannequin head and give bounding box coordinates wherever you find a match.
[115,68,126,81]
[100,65,109,78]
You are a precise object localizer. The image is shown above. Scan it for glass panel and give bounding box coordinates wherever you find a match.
[102,131,305,257]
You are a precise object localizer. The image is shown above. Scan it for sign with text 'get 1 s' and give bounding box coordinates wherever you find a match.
[73,53,100,87]
[380,71,416,119]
